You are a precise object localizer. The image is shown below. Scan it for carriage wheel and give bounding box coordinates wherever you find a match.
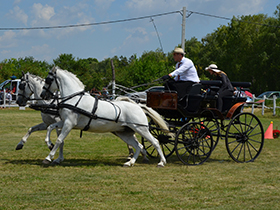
[175,122,213,165]
[225,112,264,163]
[141,118,176,158]
[193,110,220,150]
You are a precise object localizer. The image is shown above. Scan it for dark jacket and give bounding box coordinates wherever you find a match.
[217,73,234,94]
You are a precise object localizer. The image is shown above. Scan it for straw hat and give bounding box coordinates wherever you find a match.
[205,64,221,73]
[173,47,185,55]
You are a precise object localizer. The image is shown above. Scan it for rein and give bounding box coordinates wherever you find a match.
[42,70,149,136]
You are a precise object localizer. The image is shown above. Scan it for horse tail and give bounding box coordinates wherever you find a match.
[115,96,137,104]
[115,96,172,136]
[138,104,171,135]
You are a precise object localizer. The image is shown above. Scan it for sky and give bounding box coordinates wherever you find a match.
[0,0,279,63]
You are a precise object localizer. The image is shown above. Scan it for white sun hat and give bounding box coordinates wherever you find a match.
[173,47,185,55]
[205,64,221,73]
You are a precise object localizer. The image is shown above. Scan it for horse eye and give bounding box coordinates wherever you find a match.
[45,77,53,85]
[19,83,26,90]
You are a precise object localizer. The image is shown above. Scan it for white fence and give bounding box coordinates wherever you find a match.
[250,94,280,116]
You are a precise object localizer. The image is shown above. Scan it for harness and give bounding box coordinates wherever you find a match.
[37,70,149,137]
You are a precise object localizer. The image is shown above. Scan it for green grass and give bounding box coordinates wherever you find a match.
[0,107,280,210]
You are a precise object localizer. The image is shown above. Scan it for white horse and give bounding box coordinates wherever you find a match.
[16,72,64,162]
[40,66,169,167]
[16,72,136,164]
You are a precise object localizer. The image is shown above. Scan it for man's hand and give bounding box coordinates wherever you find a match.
[161,75,170,80]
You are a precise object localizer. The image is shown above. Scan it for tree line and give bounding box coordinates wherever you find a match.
[1,5,279,95]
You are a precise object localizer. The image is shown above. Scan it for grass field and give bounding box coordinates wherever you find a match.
[0,107,280,210]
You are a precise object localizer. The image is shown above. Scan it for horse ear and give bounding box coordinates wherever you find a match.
[21,71,25,78]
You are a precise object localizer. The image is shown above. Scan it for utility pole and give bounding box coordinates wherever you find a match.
[181,7,186,51]
[110,59,116,99]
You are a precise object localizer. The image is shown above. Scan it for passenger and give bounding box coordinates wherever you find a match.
[205,64,234,112]
[12,83,17,94]
[161,47,200,98]
[6,89,13,106]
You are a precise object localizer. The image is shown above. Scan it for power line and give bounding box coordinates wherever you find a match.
[0,9,279,31]
[0,11,180,31]
[186,10,280,28]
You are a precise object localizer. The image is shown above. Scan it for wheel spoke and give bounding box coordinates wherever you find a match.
[247,139,262,153]
[245,141,253,160]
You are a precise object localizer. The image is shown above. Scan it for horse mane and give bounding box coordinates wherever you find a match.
[27,72,45,83]
[25,72,45,87]
[55,66,85,89]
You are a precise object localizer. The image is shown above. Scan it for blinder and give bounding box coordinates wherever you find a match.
[42,71,59,99]
[17,75,33,102]
[19,82,26,90]
[45,77,54,85]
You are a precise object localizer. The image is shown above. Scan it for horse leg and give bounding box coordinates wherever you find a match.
[16,123,48,150]
[53,128,64,164]
[114,131,142,167]
[140,146,149,163]
[134,126,166,167]
[43,120,73,164]
[44,121,63,150]
[126,137,148,163]
[132,134,149,163]
[126,144,134,161]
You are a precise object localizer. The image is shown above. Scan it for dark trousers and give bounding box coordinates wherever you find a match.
[164,80,195,99]
[217,89,234,112]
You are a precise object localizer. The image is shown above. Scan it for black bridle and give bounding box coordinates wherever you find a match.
[43,71,86,103]
[43,71,61,99]
[18,74,35,101]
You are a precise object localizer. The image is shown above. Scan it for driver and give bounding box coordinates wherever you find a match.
[161,47,200,97]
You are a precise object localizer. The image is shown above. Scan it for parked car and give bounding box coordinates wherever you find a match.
[125,86,164,103]
[256,91,280,99]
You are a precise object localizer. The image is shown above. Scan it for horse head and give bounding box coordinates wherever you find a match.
[16,72,33,106]
[17,72,46,106]
[40,66,84,100]
[40,66,60,100]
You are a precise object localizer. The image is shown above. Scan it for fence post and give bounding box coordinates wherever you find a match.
[262,95,266,115]
[3,89,6,108]
[110,59,116,99]
[251,94,255,114]
[273,95,276,116]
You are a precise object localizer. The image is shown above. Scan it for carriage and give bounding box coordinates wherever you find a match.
[141,79,265,165]
[17,68,264,167]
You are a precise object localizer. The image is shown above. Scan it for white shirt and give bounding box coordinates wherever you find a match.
[170,57,200,82]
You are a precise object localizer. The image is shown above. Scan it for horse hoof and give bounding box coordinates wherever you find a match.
[48,143,54,151]
[123,161,133,167]
[42,159,51,165]
[15,144,23,150]
[157,163,165,168]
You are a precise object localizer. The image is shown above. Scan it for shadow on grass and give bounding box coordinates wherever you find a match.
[4,157,131,167]
[3,155,234,167]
